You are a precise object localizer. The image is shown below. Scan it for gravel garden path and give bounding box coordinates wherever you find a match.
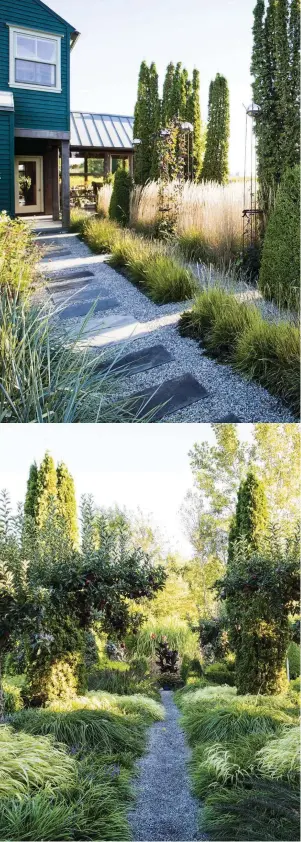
[128,690,205,842]
[34,224,294,422]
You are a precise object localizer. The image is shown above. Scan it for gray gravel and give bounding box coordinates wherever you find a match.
[35,230,295,422]
[128,690,205,841]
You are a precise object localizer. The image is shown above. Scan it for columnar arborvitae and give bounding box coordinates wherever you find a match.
[35,452,57,528]
[24,462,38,520]
[251,0,300,215]
[133,62,152,184]
[186,68,204,180]
[228,469,268,564]
[56,462,79,549]
[201,74,230,184]
[149,62,161,180]
[170,62,184,119]
[162,62,175,125]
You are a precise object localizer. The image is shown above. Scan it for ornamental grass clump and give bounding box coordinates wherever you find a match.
[0,726,75,798]
[0,213,41,295]
[10,708,147,755]
[234,319,300,416]
[179,287,300,416]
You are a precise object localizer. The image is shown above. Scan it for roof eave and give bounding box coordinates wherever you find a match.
[70,30,80,50]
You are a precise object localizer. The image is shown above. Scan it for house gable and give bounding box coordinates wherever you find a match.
[0,0,79,133]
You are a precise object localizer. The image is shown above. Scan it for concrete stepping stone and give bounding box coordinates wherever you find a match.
[96,344,173,377]
[47,269,95,284]
[129,373,209,420]
[42,249,72,259]
[51,285,103,304]
[58,297,119,320]
[47,278,94,294]
[218,413,241,422]
[65,313,142,347]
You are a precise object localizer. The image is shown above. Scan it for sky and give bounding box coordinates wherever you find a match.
[45,0,255,175]
[0,424,254,557]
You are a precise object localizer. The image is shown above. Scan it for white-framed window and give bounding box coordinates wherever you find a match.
[9,26,62,93]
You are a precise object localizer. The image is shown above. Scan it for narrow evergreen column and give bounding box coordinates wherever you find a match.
[61,140,70,228]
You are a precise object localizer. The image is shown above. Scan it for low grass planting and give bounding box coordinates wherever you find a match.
[2,687,164,841]
[176,683,300,841]
[71,212,197,304]
[179,288,300,416]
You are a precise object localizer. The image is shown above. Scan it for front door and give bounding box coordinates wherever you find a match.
[15,156,44,214]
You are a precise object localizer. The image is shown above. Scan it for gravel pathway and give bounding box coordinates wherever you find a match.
[128,690,205,842]
[34,227,295,422]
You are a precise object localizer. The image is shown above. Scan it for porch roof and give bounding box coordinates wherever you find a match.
[70,112,134,152]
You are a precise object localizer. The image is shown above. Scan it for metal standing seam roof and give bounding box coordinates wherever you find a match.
[70,113,134,150]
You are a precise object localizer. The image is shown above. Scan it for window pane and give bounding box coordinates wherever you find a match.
[16,34,36,58]
[36,62,55,86]
[15,59,36,83]
[17,162,37,207]
[15,59,56,87]
[37,38,56,62]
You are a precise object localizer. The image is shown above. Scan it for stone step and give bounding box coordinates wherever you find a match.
[65,313,144,347]
[57,296,119,320]
[47,269,95,284]
[51,284,104,303]
[48,278,95,294]
[42,249,72,259]
[95,343,174,377]
[129,374,209,421]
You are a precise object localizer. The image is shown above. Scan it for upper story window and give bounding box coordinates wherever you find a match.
[9,26,62,93]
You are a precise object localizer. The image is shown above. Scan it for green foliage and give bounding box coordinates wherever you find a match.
[204,662,235,686]
[126,617,199,660]
[201,75,230,184]
[200,779,300,841]
[24,463,38,520]
[87,667,158,699]
[219,536,300,694]
[3,679,23,713]
[177,683,300,824]
[0,726,75,798]
[287,641,300,679]
[235,317,300,416]
[179,289,300,415]
[133,62,161,184]
[259,165,300,310]
[251,0,300,216]
[0,283,134,423]
[109,168,133,226]
[56,462,78,549]
[76,214,197,303]
[228,469,268,565]
[11,707,147,755]
[0,213,41,294]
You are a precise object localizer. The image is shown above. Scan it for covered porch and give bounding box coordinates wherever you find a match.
[69,112,135,196]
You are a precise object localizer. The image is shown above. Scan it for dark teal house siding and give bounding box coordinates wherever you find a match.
[0,107,14,216]
[0,0,75,132]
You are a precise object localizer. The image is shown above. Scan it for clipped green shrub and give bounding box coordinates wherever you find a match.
[204,661,235,686]
[180,655,203,683]
[259,165,300,310]
[109,168,133,226]
[3,680,23,714]
[23,652,85,708]
[287,642,300,680]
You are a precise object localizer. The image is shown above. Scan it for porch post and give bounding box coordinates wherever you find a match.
[51,147,60,221]
[84,155,88,186]
[61,140,70,228]
[128,154,134,178]
[104,152,111,177]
